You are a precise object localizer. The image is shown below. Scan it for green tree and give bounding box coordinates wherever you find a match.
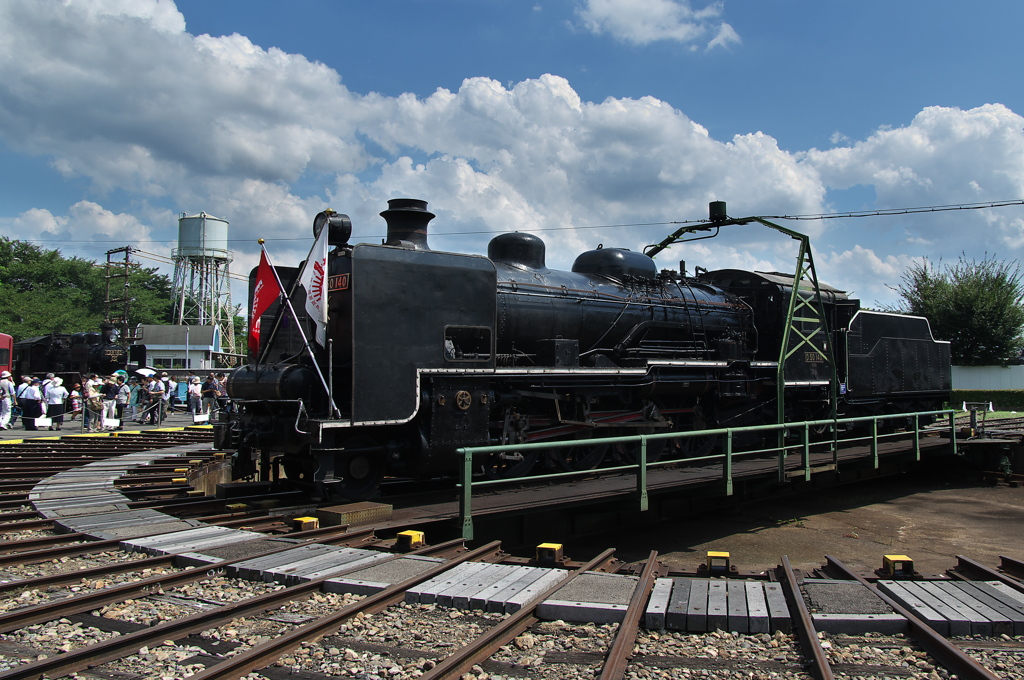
[890,254,1024,365]
[0,238,173,341]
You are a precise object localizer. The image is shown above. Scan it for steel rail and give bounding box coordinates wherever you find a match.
[0,552,177,596]
[0,516,51,530]
[184,540,504,680]
[0,524,362,634]
[825,555,1001,680]
[0,511,277,558]
[417,548,621,680]
[598,550,659,680]
[999,555,1024,582]
[0,515,370,568]
[778,555,834,680]
[948,555,1024,593]
[0,534,469,680]
[0,531,92,554]
[0,525,369,598]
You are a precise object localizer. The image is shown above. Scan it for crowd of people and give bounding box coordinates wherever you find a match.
[0,369,231,433]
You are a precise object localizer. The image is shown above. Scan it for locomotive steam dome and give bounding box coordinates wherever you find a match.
[572,247,658,281]
[381,198,434,250]
[487,232,546,269]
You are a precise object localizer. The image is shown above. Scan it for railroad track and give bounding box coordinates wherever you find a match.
[0,429,1023,679]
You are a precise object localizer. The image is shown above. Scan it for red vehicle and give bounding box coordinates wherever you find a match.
[0,333,12,376]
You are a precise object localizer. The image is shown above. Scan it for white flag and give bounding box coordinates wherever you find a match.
[297,225,329,345]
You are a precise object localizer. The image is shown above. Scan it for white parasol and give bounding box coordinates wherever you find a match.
[135,368,157,377]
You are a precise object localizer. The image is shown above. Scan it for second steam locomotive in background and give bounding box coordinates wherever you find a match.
[218,199,951,499]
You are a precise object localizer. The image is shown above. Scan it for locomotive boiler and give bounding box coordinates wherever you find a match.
[219,199,951,499]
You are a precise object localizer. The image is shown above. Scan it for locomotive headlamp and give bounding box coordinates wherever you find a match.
[313,210,353,246]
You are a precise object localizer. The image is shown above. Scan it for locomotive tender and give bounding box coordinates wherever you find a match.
[221,199,952,499]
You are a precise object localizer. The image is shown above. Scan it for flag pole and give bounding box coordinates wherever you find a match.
[251,240,281,370]
[254,241,299,367]
[254,239,341,419]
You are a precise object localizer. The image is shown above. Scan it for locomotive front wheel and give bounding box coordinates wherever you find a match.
[333,436,385,500]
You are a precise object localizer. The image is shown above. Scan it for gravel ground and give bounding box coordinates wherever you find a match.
[0,617,121,655]
[821,633,941,678]
[104,641,216,679]
[0,505,32,515]
[264,602,509,678]
[0,560,178,613]
[0,548,154,579]
[0,528,58,543]
[953,635,1024,680]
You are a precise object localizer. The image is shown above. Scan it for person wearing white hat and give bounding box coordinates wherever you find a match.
[20,378,44,430]
[44,377,68,430]
[187,376,202,415]
[0,371,15,430]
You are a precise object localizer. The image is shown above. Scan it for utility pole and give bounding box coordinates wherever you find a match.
[105,246,140,345]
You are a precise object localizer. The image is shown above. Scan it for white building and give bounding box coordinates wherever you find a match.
[136,324,220,371]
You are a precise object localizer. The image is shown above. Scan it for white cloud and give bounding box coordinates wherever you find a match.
[0,1,368,197]
[0,201,155,252]
[2,1,1024,314]
[804,104,1024,267]
[576,0,738,48]
[706,23,741,51]
[817,246,919,307]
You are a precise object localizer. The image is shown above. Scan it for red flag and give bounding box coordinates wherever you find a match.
[249,249,282,351]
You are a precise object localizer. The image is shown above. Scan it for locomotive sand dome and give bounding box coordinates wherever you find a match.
[219,199,951,500]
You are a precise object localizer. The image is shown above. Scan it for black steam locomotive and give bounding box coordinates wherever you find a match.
[13,323,146,381]
[220,199,951,499]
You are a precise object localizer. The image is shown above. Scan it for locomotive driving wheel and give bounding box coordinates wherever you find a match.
[614,401,668,465]
[332,435,385,501]
[678,402,718,458]
[551,436,609,472]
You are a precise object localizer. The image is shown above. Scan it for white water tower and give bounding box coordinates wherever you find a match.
[171,212,235,356]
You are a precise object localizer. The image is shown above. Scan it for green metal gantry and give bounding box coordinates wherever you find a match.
[645,202,839,426]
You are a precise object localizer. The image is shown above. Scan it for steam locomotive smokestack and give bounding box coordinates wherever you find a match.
[381,198,434,250]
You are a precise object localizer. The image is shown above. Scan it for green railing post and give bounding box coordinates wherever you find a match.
[724,431,734,495]
[801,423,811,482]
[871,418,879,469]
[459,447,474,540]
[832,419,839,467]
[637,437,649,511]
[777,427,786,483]
[949,411,958,455]
[913,413,921,461]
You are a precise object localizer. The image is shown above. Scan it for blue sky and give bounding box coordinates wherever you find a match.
[2,0,1024,308]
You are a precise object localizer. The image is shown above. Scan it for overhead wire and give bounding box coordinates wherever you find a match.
[132,249,250,282]
[6,199,1024,248]
[762,199,1024,222]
